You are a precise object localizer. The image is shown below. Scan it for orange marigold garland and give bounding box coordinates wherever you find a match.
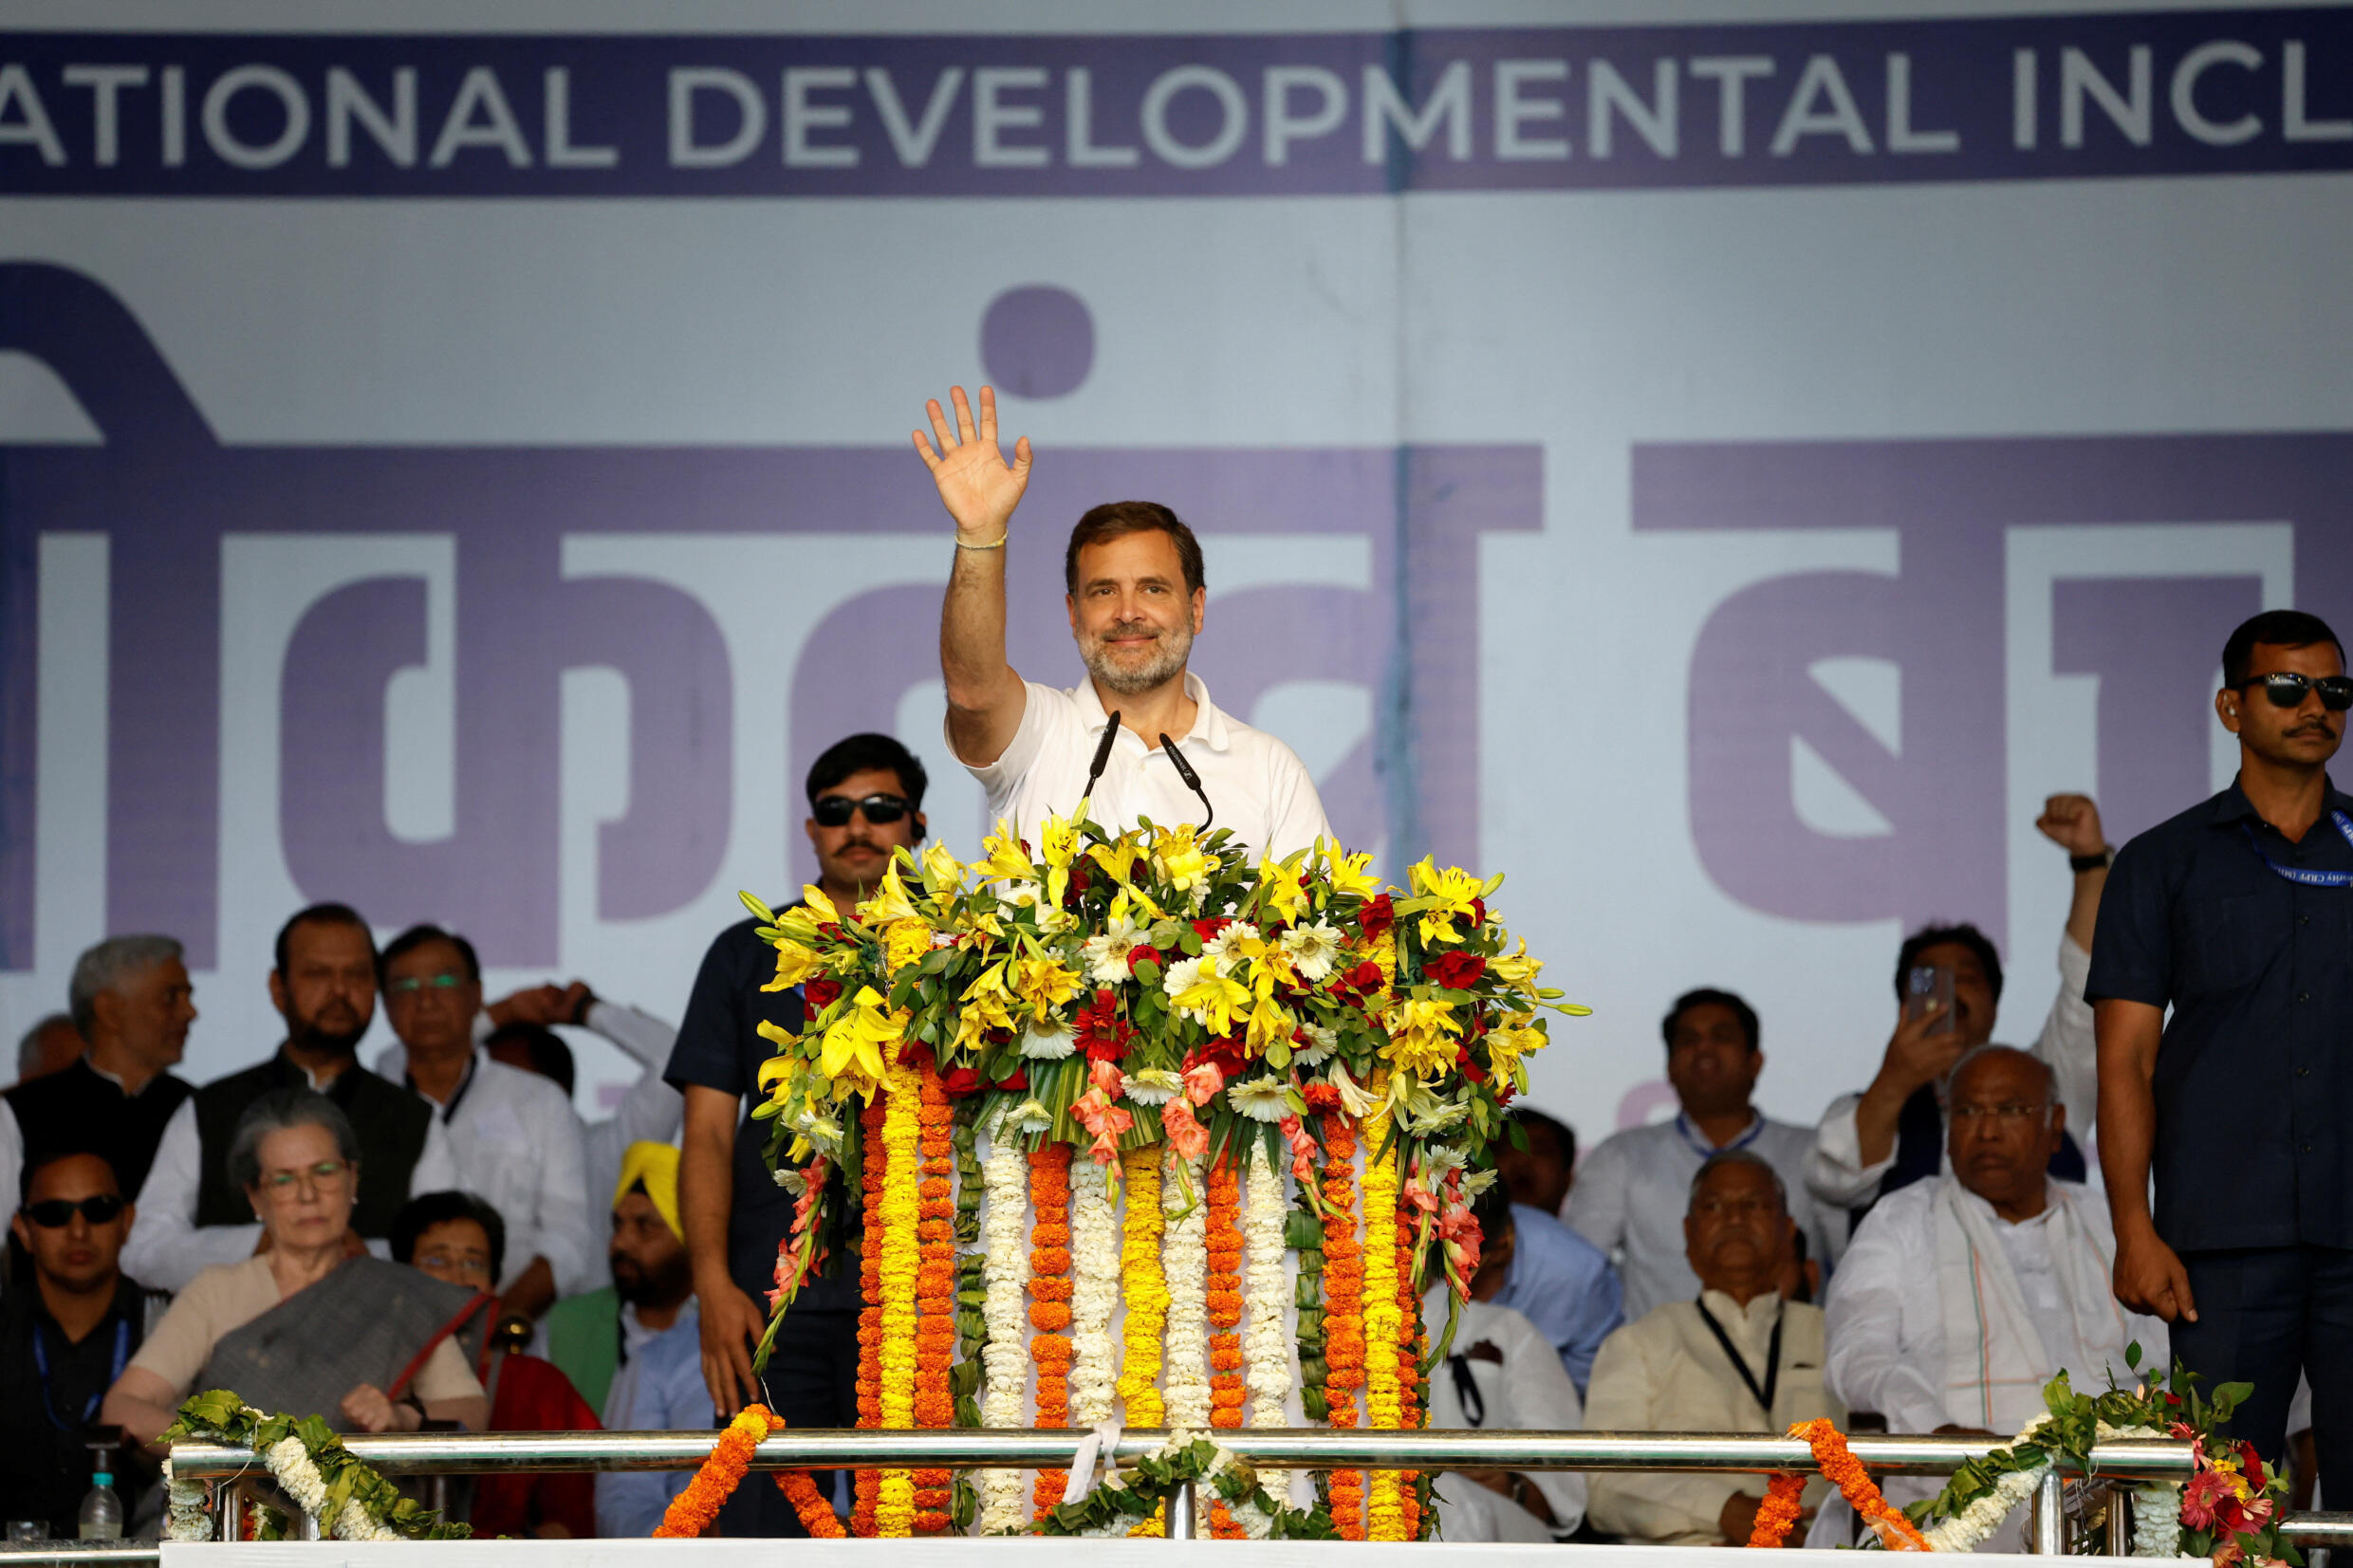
[1790,1418,1932,1551]
[1747,1473,1809,1548]
[853,1094,887,1535]
[1318,1111,1365,1540]
[912,1061,957,1534]
[1028,1144,1074,1517]
[1205,1149,1247,1538]
[654,1404,845,1540]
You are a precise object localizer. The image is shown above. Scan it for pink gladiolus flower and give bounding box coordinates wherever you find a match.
[1161,1097,1209,1161]
[1278,1113,1320,1184]
[1182,1061,1224,1106]
[1402,1175,1441,1214]
[1090,1057,1125,1098]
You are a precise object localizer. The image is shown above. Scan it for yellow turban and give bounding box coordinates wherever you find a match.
[615,1140,682,1240]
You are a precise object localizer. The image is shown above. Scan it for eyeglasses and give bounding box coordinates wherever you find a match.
[416,1249,491,1276]
[812,793,912,827]
[385,972,466,997]
[2244,672,2353,711]
[261,1160,352,1190]
[1951,1102,2048,1127]
[20,1195,126,1227]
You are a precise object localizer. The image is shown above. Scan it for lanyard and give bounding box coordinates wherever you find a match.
[406,1054,479,1125]
[1447,1356,1487,1428]
[1693,1297,1782,1417]
[1675,1113,1763,1160]
[32,1316,131,1433]
[2242,810,2353,887]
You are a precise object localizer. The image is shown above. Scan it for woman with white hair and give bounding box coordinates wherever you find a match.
[102,1088,488,1443]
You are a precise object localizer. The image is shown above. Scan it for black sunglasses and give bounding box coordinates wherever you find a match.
[21,1195,126,1227]
[2245,672,2353,711]
[811,792,911,827]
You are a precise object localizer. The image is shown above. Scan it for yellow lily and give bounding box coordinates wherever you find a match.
[1488,940,1544,989]
[1244,991,1293,1053]
[1409,858,1486,945]
[917,841,967,898]
[1089,836,1143,886]
[1011,955,1083,1023]
[1384,996,1463,1079]
[1323,840,1380,901]
[978,827,1034,884]
[1156,826,1211,894]
[857,861,922,926]
[761,940,828,992]
[1172,962,1251,1035]
[816,987,899,1098]
[1257,857,1308,926]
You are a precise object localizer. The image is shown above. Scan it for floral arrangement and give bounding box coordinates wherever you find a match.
[728,814,1579,1540]
[160,1392,468,1542]
[1031,1431,1338,1540]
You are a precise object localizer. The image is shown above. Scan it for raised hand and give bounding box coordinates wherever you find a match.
[914,385,1032,541]
[2036,793,2107,858]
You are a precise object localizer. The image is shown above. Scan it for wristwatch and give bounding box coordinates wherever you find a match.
[2069,847,2113,873]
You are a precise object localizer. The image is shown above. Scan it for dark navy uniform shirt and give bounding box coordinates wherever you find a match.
[2086,776,2353,1252]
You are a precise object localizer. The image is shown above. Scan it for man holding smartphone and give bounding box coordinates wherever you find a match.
[1805,796,2113,1238]
[2090,609,2353,1498]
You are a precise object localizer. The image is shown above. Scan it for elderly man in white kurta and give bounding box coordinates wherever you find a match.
[1821,1045,2165,1552]
[917,385,1331,860]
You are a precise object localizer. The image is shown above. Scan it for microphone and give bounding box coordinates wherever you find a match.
[1159,733,1214,832]
[1078,711,1121,811]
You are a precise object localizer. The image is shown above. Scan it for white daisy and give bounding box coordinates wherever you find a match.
[1020,1020,1077,1059]
[1227,1075,1295,1123]
[1081,917,1145,986]
[1290,1023,1340,1065]
[1279,921,1346,983]
[1198,920,1259,968]
[1123,1067,1183,1105]
[1160,955,1203,998]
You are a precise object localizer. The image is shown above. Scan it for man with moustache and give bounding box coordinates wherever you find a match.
[1,1152,167,1533]
[666,732,928,1536]
[917,384,1331,858]
[2093,609,2353,1498]
[594,1142,713,1540]
[123,904,458,1291]
[6,936,198,1215]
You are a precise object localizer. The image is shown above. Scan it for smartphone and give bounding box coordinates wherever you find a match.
[1906,964,1956,1035]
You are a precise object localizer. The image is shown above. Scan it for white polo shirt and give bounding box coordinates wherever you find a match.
[955,672,1332,860]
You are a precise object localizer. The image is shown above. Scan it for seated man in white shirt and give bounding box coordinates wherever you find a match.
[1806,794,2115,1227]
[376,925,596,1321]
[1585,1151,1843,1547]
[1568,991,1831,1319]
[916,384,1331,858]
[1422,1187,1587,1542]
[1821,1044,2163,1552]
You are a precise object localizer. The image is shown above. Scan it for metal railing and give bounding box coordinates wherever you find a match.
[132,1429,2353,1553]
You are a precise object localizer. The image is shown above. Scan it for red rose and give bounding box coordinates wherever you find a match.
[1192,916,1232,942]
[1454,1044,1487,1084]
[1469,896,1487,927]
[1127,945,1164,974]
[942,1068,984,1098]
[993,1065,1029,1091]
[1360,895,1394,940]
[1426,951,1487,990]
[803,976,843,1010]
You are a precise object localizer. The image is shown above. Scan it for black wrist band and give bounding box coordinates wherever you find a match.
[2069,848,2112,873]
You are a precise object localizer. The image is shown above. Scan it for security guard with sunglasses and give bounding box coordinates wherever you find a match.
[3,1151,168,1535]
[2090,608,2353,1500]
[664,731,929,1538]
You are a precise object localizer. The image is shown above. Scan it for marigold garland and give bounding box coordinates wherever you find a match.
[1747,1473,1809,1548]
[874,1054,924,1537]
[1360,1098,1408,1542]
[912,1062,957,1534]
[1393,1204,1423,1540]
[854,1095,887,1535]
[1318,1111,1365,1540]
[654,1405,844,1540]
[1028,1144,1075,1516]
[1117,1145,1168,1425]
[1792,1418,1931,1551]
[1203,1150,1248,1537]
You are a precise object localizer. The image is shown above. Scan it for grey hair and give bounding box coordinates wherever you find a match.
[67,934,184,1037]
[228,1087,360,1192]
[16,1013,76,1079]
[1948,1042,2057,1117]
[1688,1147,1788,1212]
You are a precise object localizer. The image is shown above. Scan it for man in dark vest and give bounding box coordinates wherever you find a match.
[6,934,197,1208]
[121,903,458,1290]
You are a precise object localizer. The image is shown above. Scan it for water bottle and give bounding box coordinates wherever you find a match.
[76,1472,122,1541]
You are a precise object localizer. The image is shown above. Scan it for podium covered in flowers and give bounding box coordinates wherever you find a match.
[737,816,1583,1540]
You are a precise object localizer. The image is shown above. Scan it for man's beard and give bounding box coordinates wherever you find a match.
[1082,619,1193,696]
[289,1002,368,1059]
[611,1249,693,1309]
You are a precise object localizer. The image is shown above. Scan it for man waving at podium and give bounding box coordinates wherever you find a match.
[918,384,1331,858]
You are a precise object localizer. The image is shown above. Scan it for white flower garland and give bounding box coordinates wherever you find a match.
[266,1435,329,1519]
[977,1121,1034,1534]
[1069,1166,1121,1424]
[161,1458,211,1542]
[1054,1430,1283,1540]
[1919,1415,2187,1557]
[1161,1147,1212,1430]
[1242,1141,1293,1505]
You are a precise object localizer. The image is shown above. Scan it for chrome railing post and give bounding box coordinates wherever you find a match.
[2029,1470,2066,1554]
[1164,1481,1195,1540]
[2105,1487,2132,1556]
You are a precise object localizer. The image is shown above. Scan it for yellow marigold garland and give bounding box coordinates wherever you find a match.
[873,1053,923,1538]
[1361,1095,1407,1542]
[1116,1145,1167,1424]
[912,1062,956,1534]
[1394,1202,1424,1540]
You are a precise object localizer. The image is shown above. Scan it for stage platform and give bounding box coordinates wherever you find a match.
[159,1546,2148,1567]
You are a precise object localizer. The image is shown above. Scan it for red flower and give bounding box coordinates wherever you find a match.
[1192,916,1232,942]
[1127,945,1164,974]
[993,1065,1029,1092]
[1326,960,1385,1002]
[1360,895,1394,940]
[2237,1442,2268,1492]
[897,1041,929,1066]
[804,976,843,1009]
[1454,1044,1487,1084]
[1302,1082,1343,1111]
[1074,988,1136,1063]
[1426,951,1487,989]
[942,1068,985,1098]
[1187,1037,1248,1079]
[1469,896,1487,927]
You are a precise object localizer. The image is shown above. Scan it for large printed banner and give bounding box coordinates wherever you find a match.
[4,2,2347,1130]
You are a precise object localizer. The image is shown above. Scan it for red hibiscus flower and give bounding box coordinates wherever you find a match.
[1360,894,1394,940]
[942,1067,985,1098]
[1426,951,1488,990]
